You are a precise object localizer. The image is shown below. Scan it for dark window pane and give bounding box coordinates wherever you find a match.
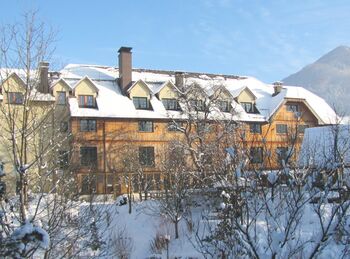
[139,121,153,132]
[139,147,155,167]
[250,147,263,164]
[133,97,149,109]
[8,92,24,104]
[80,147,97,167]
[218,100,230,112]
[190,99,204,111]
[276,124,287,134]
[250,123,262,134]
[287,104,298,112]
[78,95,95,108]
[162,98,180,110]
[80,119,97,132]
[57,91,66,105]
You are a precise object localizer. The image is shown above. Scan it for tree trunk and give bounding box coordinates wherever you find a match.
[175,220,179,239]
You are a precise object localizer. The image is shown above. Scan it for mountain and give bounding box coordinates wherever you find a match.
[283,46,350,115]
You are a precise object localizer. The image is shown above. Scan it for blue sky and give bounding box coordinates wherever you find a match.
[1,0,350,82]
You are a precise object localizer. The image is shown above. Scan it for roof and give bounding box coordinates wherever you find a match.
[299,125,350,168]
[55,64,337,123]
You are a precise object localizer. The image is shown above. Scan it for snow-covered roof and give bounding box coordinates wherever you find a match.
[55,64,337,123]
[299,125,350,168]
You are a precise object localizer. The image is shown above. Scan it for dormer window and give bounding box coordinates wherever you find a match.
[287,104,299,112]
[190,99,204,111]
[241,102,259,114]
[57,91,66,105]
[133,97,150,110]
[162,98,180,111]
[241,102,253,113]
[218,100,230,112]
[79,95,95,108]
[8,92,24,104]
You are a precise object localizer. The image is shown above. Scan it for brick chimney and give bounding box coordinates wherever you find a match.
[118,47,132,94]
[175,72,184,90]
[38,61,49,94]
[272,81,283,96]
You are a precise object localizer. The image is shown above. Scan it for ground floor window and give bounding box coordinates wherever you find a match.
[250,147,263,164]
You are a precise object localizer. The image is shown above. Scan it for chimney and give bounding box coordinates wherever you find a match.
[118,47,132,94]
[272,81,283,96]
[175,71,184,90]
[38,61,49,94]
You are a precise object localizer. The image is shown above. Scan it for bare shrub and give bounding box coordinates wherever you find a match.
[109,226,134,259]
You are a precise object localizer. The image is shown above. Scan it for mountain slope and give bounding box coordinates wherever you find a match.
[283,46,350,115]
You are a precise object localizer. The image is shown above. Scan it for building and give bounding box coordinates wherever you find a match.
[1,47,337,196]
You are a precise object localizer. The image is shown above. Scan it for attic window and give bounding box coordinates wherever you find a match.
[57,91,66,105]
[241,102,259,114]
[8,92,24,104]
[189,99,205,111]
[286,104,299,112]
[79,95,96,108]
[162,98,180,111]
[133,97,151,110]
[218,100,230,112]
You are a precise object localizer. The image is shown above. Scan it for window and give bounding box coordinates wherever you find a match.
[218,100,230,112]
[138,121,153,132]
[81,175,96,194]
[168,122,183,132]
[80,147,97,167]
[241,102,253,113]
[286,104,299,112]
[298,124,309,134]
[80,119,96,132]
[78,95,95,108]
[58,150,69,169]
[106,175,114,194]
[276,124,288,134]
[57,91,66,105]
[139,146,155,167]
[250,123,262,134]
[8,92,23,104]
[133,97,149,109]
[190,99,204,111]
[162,98,180,111]
[276,147,289,164]
[60,121,69,132]
[250,147,263,164]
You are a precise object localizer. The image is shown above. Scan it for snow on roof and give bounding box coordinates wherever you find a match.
[299,125,350,168]
[59,64,337,122]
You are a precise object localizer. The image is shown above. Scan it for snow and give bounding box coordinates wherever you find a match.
[299,125,350,168]
[58,64,337,124]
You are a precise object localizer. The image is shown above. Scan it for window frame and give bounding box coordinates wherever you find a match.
[139,146,155,167]
[286,104,299,112]
[250,147,263,164]
[8,92,24,104]
[78,95,95,108]
[167,121,183,132]
[250,123,262,134]
[162,98,180,111]
[133,97,149,110]
[218,100,230,112]
[189,99,204,111]
[276,124,288,134]
[80,119,97,132]
[57,91,67,105]
[138,120,154,132]
[80,146,98,167]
